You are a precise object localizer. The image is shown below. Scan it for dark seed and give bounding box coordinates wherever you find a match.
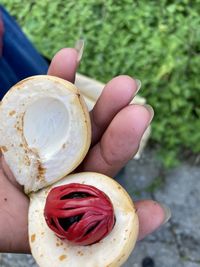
[58,214,83,231]
[61,192,90,200]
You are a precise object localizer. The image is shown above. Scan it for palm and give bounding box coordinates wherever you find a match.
[0,48,167,253]
[0,163,29,252]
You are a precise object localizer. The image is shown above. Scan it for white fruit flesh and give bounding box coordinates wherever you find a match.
[0,75,91,193]
[29,172,139,267]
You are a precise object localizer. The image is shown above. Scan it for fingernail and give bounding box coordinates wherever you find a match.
[75,39,85,63]
[159,202,172,224]
[143,104,154,123]
[135,79,142,94]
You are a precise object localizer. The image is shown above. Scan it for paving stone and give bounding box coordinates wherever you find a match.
[145,222,175,244]
[0,253,37,267]
[124,240,182,267]
[182,262,200,267]
[117,149,163,199]
[154,165,200,263]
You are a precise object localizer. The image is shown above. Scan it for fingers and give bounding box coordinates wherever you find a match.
[90,75,140,144]
[47,48,78,83]
[47,52,166,243]
[135,200,171,240]
[81,104,153,176]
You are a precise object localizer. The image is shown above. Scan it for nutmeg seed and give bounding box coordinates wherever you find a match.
[44,183,115,245]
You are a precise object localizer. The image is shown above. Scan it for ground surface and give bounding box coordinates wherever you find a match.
[0,148,199,267]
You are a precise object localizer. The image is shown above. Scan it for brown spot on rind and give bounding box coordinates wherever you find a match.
[28,147,40,158]
[38,162,46,176]
[16,126,22,132]
[36,161,46,182]
[56,240,63,247]
[9,110,16,116]
[62,143,66,149]
[4,198,7,201]
[31,234,36,243]
[59,255,67,261]
[14,113,24,133]
[24,155,31,166]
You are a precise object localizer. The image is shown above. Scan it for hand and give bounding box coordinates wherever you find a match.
[0,48,169,253]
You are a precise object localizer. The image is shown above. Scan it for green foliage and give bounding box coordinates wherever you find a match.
[2,0,200,166]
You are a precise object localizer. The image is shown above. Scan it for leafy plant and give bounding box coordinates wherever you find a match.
[2,0,200,166]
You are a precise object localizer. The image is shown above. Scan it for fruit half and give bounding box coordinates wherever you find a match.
[0,75,91,193]
[29,172,139,267]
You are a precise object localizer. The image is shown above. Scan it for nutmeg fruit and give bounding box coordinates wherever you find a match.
[0,75,91,193]
[29,172,138,267]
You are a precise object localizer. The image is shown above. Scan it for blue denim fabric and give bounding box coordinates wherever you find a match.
[0,6,48,99]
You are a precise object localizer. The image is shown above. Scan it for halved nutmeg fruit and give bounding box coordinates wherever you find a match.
[29,172,138,267]
[0,75,91,193]
[0,75,139,267]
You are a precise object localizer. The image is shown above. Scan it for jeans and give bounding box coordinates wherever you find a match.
[0,5,48,99]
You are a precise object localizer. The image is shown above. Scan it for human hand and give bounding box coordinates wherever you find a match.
[0,48,170,253]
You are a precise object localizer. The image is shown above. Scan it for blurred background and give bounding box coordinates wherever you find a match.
[0,1,200,266]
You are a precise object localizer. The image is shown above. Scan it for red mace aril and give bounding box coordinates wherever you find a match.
[44,183,115,246]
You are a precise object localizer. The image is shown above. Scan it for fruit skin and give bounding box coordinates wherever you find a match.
[29,172,139,267]
[44,183,115,246]
[0,75,91,193]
